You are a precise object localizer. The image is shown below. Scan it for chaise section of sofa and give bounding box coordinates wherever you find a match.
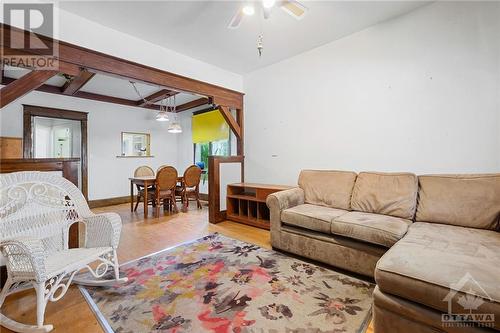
[374,173,500,332]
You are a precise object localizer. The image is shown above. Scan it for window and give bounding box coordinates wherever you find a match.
[194,138,231,167]
[191,109,232,167]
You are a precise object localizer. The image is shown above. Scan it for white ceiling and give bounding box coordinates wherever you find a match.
[59,1,429,74]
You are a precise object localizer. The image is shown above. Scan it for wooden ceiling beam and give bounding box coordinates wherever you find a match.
[1,24,244,109]
[0,50,81,77]
[176,97,211,113]
[219,105,241,139]
[61,69,95,95]
[1,76,160,111]
[0,70,58,108]
[137,89,178,107]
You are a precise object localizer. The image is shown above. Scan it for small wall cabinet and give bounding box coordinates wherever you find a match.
[226,183,293,230]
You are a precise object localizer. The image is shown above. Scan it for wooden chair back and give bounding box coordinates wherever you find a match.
[134,166,154,177]
[183,165,202,188]
[157,165,168,174]
[156,166,178,191]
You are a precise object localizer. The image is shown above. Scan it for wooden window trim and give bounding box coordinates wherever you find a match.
[23,104,89,199]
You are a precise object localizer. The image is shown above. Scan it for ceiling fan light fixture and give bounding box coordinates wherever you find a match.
[262,0,276,9]
[242,4,255,16]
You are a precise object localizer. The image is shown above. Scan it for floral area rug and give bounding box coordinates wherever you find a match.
[80,233,374,333]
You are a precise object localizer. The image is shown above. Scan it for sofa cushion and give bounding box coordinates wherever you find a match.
[350,172,418,219]
[376,222,500,329]
[331,212,411,247]
[282,204,348,234]
[416,174,500,230]
[298,170,357,210]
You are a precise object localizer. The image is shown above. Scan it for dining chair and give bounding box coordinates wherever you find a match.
[133,166,155,212]
[157,165,168,174]
[151,166,179,217]
[176,165,203,209]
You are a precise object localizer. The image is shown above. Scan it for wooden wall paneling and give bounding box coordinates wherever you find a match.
[0,137,23,158]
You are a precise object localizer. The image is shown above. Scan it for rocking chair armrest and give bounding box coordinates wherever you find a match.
[0,237,47,281]
[83,213,122,249]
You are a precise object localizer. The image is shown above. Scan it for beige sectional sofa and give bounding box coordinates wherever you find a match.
[267,170,500,332]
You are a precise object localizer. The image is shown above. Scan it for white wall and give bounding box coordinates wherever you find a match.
[0,92,178,200]
[0,5,244,200]
[243,1,500,185]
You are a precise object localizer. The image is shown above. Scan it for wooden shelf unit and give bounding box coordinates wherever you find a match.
[226,183,292,230]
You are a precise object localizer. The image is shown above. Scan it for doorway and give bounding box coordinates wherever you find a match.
[23,105,88,199]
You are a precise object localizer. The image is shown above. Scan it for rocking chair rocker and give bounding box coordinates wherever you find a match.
[0,172,127,333]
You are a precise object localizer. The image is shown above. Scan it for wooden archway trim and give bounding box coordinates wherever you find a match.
[0,24,244,110]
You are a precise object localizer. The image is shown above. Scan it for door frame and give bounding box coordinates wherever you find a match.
[23,104,89,199]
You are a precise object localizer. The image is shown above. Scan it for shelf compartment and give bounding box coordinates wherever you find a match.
[257,202,270,221]
[248,201,257,220]
[239,199,248,218]
[227,197,239,216]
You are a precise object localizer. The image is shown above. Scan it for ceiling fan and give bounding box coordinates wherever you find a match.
[228,0,308,29]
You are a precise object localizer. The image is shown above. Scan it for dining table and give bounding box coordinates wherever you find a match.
[129,175,184,218]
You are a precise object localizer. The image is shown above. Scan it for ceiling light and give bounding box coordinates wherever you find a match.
[168,120,182,133]
[156,111,169,122]
[156,98,170,122]
[262,0,275,9]
[242,4,255,16]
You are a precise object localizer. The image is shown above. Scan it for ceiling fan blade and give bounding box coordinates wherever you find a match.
[228,8,244,29]
[280,0,308,19]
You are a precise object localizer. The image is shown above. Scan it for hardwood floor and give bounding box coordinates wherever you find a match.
[1,202,373,333]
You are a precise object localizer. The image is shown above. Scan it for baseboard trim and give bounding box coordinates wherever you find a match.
[89,195,130,208]
[89,193,209,209]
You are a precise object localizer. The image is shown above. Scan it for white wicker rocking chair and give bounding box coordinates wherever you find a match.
[0,171,127,333]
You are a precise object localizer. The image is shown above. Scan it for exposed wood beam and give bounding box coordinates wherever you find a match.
[1,76,161,111]
[62,69,95,95]
[0,50,81,77]
[176,97,210,113]
[137,89,178,107]
[1,24,244,109]
[219,105,241,139]
[0,70,58,108]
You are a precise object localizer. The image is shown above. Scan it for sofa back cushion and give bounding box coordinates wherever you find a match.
[350,172,418,219]
[415,174,500,230]
[298,170,357,210]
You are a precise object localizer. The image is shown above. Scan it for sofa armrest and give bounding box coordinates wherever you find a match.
[266,187,305,232]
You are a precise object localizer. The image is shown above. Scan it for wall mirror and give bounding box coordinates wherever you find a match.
[120,132,152,157]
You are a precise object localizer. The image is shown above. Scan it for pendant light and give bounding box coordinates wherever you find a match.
[156,98,169,122]
[167,95,182,133]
